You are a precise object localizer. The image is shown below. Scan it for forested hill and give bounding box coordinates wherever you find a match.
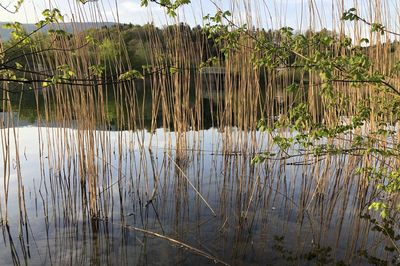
[0,22,115,40]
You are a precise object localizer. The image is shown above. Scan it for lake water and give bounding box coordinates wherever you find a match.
[0,120,390,265]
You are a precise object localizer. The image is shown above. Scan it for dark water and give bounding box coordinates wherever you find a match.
[7,76,314,131]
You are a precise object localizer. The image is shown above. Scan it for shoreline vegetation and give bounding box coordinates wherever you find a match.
[0,0,399,264]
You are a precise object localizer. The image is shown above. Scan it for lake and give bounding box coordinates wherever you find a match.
[0,93,390,265]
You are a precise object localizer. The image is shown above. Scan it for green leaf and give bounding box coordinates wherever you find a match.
[286,83,299,93]
[169,67,180,74]
[118,70,144,81]
[15,62,23,70]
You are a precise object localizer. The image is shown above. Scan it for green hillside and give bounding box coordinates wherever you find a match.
[0,22,115,40]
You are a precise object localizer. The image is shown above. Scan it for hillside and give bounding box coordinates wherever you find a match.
[0,22,115,40]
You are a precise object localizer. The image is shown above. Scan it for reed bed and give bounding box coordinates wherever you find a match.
[0,0,399,264]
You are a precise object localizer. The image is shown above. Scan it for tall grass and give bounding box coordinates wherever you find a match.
[0,0,399,264]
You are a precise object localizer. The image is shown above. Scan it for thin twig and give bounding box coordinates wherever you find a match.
[166,152,217,216]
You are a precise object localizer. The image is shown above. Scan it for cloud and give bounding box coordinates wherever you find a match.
[114,0,168,24]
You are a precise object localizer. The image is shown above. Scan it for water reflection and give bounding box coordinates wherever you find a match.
[0,126,390,265]
[7,77,313,131]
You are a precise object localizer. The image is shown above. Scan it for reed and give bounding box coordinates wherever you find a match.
[0,0,399,264]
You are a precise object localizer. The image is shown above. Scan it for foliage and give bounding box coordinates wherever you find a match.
[140,0,191,16]
[157,2,400,260]
[139,3,400,250]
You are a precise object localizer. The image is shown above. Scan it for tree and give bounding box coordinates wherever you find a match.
[143,0,400,260]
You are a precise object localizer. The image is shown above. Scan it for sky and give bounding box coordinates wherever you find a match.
[1,0,400,35]
[0,0,338,28]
